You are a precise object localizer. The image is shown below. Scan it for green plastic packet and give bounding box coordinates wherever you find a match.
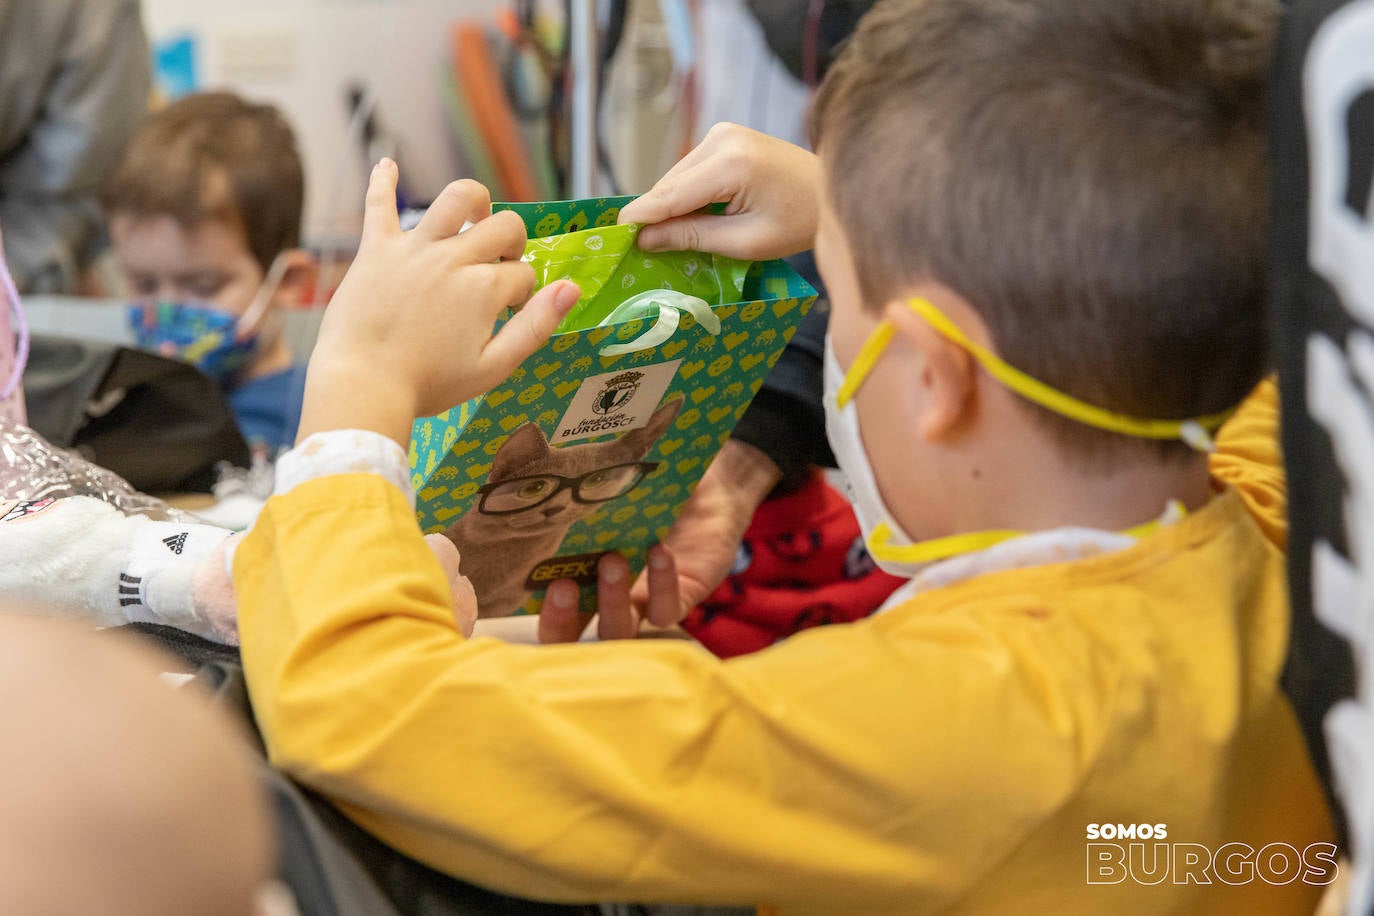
[522,222,753,332]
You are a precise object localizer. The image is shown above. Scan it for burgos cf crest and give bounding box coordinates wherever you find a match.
[594,371,643,415]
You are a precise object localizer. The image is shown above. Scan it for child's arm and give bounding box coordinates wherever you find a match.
[234,164,1081,911]
[236,469,1069,910]
[1209,377,1284,549]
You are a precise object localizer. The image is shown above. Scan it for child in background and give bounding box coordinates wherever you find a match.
[232,0,1334,911]
[104,92,315,454]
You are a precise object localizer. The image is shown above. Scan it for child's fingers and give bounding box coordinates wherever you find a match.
[458,261,535,325]
[596,553,639,640]
[422,533,461,580]
[423,534,478,635]
[451,575,479,638]
[361,158,402,244]
[628,567,650,619]
[618,143,716,225]
[450,209,529,264]
[637,211,763,258]
[538,580,589,643]
[619,122,747,226]
[636,214,713,254]
[478,280,579,385]
[476,260,537,327]
[643,545,684,628]
[415,179,492,241]
[617,160,730,235]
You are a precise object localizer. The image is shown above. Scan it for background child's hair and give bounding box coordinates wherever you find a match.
[104,91,304,272]
[811,0,1279,466]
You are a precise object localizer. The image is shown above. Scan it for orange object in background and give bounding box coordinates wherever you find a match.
[451,23,540,202]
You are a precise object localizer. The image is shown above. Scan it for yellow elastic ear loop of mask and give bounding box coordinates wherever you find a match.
[867,501,1185,565]
[911,298,1237,450]
[836,298,1236,453]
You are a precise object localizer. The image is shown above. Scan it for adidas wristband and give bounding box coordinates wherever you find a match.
[122,521,232,625]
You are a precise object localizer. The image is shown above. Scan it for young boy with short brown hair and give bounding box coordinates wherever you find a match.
[104,91,315,452]
[231,0,1335,911]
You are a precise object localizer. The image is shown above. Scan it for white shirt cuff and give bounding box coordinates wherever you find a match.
[274,430,415,507]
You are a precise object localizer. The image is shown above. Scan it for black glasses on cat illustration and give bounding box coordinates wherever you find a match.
[477,462,661,515]
[442,395,685,618]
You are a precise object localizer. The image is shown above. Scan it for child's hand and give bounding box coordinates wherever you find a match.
[618,123,820,261]
[628,439,780,623]
[300,159,581,445]
[537,546,681,643]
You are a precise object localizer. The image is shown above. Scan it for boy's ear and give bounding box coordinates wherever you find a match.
[884,296,976,443]
[272,249,317,308]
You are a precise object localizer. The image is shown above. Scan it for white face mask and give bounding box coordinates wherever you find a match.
[823,333,928,578]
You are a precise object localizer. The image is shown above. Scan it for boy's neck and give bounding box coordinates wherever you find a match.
[997,455,1212,534]
[941,437,1214,539]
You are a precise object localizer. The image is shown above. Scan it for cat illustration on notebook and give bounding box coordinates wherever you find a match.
[443,395,684,617]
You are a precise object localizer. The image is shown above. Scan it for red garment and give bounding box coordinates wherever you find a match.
[682,470,906,657]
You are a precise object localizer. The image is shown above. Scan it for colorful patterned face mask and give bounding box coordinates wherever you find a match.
[127,302,258,381]
[126,253,290,382]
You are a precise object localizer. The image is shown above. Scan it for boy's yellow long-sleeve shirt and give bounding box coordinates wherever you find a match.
[236,380,1335,914]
